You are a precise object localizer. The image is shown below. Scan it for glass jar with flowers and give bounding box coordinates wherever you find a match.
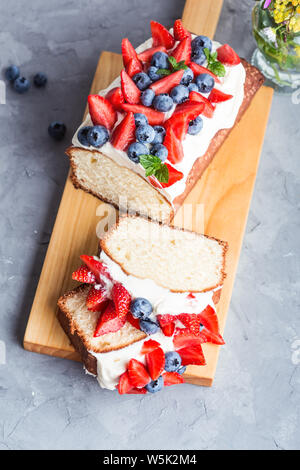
[252,0,300,91]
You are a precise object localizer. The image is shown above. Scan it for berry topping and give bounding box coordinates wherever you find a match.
[173,329,202,350]
[127,142,148,164]
[86,286,108,312]
[150,20,175,49]
[189,91,215,118]
[217,44,241,66]
[160,322,175,337]
[173,19,190,41]
[162,371,185,386]
[121,38,141,68]
[136,123,156,144]
[80,255,112,284]
[195,73,215,93]
[151,143,168,162]
[139,318,160,335]
[126,387,147,394]
[151,51,170,69]
[177,366,187,375]
[140,339,160,355]
[149,69,185,95]
[146,347,165,380]
[94,300,126,337]
[141,88,155,107]
[5,65,20,82]
[198,305,221,336]
[111,282,131,319]
[189,62,221,84]
[126,312,141,330]
[165,101,205,141]
[87,95,117,131]
[188,116,203,135]
[157,314,176,336]
[72,265,96,284]
[188,82,199,93]
[148,163,184,189]
[138,46,167,63]
[148,66,161,82]
[134,113,149,127]
[132,72,152,91]
[164,351,182,372]
[111,112,136,151]
[105,87,125,112]
[172,35,192,65]
[163,127,184,164]
[48,121,66,141]
[126,58,143,78]
[191,47,206,66]
[192,35,212,52]
[146,376,164,393]
[170,84,189,104]
[152,125,166,144]
[77,126,93,146]
[120,69,141,104]
[118,371,134,394]
[127,358,151,388]
[177,344,206,366]
[87,125,109,148]
[209,88,233,103]
[121,104,165,126]
[181,67,194,86]
[13,76,30,93]
[130,298,153,319]
[153,93,174,112]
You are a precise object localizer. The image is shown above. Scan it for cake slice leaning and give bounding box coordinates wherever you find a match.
[57,216,227,389]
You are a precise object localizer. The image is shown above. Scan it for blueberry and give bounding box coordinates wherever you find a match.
[148,66,161,82]
[152,125,166,145]
[151,143,168,162]
[188,116,203,135]
[134,113,148,128]
[87,125,109,148]
[192,35,212,52]
[77,126,93,146]
[153,93,174,112]
[151,51,169,69]
[191,48,206,66]
[48,121,67,141]
[165,352,182,372]
[139,319,160,335]
[132,72,152,91]
[141,88,155,107]
[181,67,194,86]
[170,84,189,104]
[5,65,20,82]
[188,82,199,93]
[128,142,148,164]
[33,72,47,88]
[136,124,155,144]
[200,323,204,332]
[177,366,187,375]
[146,376,164,393]
[195,73,215,93]
[13,77,30,94]
[130,297,153,319]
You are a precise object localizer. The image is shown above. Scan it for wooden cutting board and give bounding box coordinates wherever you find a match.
[23,0,273,386]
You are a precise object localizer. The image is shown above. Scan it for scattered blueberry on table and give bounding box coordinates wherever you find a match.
[48,121,67,141]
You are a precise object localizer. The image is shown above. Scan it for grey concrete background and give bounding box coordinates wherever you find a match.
[0,0,299,450]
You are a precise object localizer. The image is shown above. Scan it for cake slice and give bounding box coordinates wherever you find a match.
[66,19,264,223]
[57,216,227,393]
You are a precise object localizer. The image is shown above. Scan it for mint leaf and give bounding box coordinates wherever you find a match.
[168,56,188,72]
[203,47,226,77]
[168,56,177,69]
[139,154,169,183]
[157,68,172,76]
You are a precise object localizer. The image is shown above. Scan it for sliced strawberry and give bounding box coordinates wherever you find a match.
[177,313,202,336]
[87,95,117,131]
[178,344,206,366]
[166,101,205,141]
[146,347,165,380]
[150,20,174,49]
[94,301,126,337]
[118,371,134,394]
[189,91,215,118]
[148,163,184,189]
[173,19,190,41]
[140,339,161,355]
[111,112,136,151]
[126,387,147,394]
[217,44,241,66]
[162,371,185,386]
[127,312,141,330]
[149,69,184,95]
[189,62,221,84]
[198,328,225,345]
[127,358,151,388]
[161,322,175,337]
[111,282,131,319]
[86,286,108,312]
[121,104,165,126]
[172,36,191,65]
[172,100,205,119]
[121,70,141,104]
[121,38,140,67]
[80,255,112,284]
[72,265,96,284]
[173,328,202,350]
[138,46,167,63]
[126,58,143,77]
[157,314,175,327]
[198,305,220,335]
[105,87,125,112]
[209,88,233,103]
[163,127,184,164]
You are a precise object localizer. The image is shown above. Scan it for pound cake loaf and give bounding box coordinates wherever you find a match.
[67,19,264,223]
[57,216,227,394]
